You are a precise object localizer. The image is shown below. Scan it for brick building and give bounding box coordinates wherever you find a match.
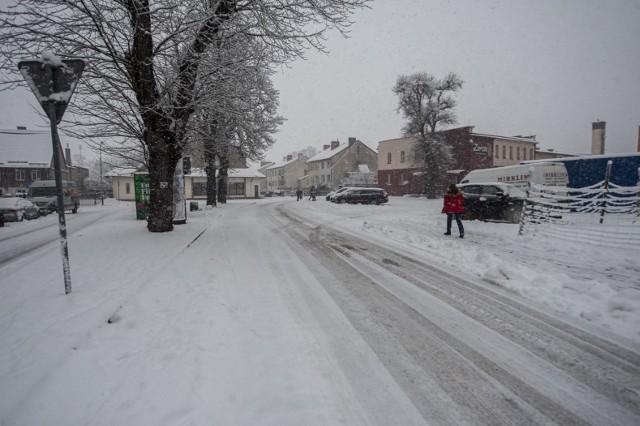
[0,127,88,197]
[378,126,539,196]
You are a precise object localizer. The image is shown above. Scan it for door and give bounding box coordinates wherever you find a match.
[480,185,503,219]
[254,185,259,198]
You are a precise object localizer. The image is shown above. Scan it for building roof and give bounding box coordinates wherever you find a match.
[307,143,349,162]
[105,167,264,179]
[229,168,265,178]
[0,128,53,168]
[105,167,139,177]
[266,156,299,170]
[471,132,539,144]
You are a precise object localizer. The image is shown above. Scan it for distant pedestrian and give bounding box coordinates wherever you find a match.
[442,184,465,238]
[309,186,317,201]
[296,188,302,201]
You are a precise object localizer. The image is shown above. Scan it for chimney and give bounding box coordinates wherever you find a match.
[591,120,606,155]
[331,140,340,150]
[348,137,357,147]
[286,154,293,161]
[65,144,72,167]
[323,144,330,150]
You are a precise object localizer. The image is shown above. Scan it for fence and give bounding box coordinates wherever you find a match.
[518,162,640,251]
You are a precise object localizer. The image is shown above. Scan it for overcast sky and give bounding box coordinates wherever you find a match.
[269,0,640,162]
[1,0,638,164]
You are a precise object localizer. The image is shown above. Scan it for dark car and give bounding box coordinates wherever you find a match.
[23,200,40,220]
[333,188,389,205]
[457,183,526,223]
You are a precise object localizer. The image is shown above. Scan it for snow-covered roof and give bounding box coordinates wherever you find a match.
[229,168,265,179]
[474,132,539,144]
[105,167,139,177]
[0,128,53,168]
[307,143,349,162]
[266,157,298,170]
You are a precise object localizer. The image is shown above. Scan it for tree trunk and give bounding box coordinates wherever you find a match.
[204,139,218,206]
[205,164,217,207]
[146,132,179,232]
[217,167,228,204]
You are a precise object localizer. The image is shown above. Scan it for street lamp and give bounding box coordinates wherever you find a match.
[99,142,104,205]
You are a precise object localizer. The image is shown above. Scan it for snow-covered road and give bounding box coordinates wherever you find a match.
[0,198,638,425]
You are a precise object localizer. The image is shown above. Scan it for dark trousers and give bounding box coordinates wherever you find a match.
[447,213,464,235]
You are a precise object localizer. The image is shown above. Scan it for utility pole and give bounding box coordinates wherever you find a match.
[100,141,104,206]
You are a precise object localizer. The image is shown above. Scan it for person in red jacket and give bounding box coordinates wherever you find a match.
[442,184,465,238]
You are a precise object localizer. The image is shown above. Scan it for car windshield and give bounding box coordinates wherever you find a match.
[28,187,57,197]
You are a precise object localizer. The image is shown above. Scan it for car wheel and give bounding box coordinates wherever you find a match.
[338,198,344,204]
[18,212,24,221]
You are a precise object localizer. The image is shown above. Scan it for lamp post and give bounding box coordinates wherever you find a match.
[99,142,104,205]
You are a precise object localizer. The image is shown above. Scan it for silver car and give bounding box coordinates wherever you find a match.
[0,197,34,222]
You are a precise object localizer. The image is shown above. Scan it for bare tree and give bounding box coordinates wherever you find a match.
[185,35,284,205]
[297,145,318,159]
[0,0,370,232]
[393,72,463,198]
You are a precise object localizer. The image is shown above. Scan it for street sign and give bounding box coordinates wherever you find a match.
[18,56,84,124]
[17,53,85,294]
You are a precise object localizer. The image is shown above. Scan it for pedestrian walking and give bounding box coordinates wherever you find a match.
[296,188,302,201]
[310,185,317,201]
[442,184,465,238]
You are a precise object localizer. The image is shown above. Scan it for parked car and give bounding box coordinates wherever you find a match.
[333,188,389,205]
[23,200,40,220]
[0,197,34,222]
[325,186,355,201]
[457,183,526,223]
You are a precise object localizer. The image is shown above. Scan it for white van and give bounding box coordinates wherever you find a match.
[459,163,569,190]
[27,180,80,214]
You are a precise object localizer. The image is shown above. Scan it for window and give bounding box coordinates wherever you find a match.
[193,182,206,197]
[386,174,391,184]
[400,151,405,163]
[463,185,481,194]
[15,169,25,181]
[523,148,527,161]
[530,148,534,160]
[229,182,245,196]
[517,147,521,160]
[502,146,506,159]
[482,186,499,196]
[125,182,131,194]
[509,146,513,160]
[387,153,392,164]
[31,170,41,181]
[495,145,500,158]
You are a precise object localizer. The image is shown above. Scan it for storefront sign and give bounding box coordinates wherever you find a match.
[473,144,488,155]
[134,173,150,220]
